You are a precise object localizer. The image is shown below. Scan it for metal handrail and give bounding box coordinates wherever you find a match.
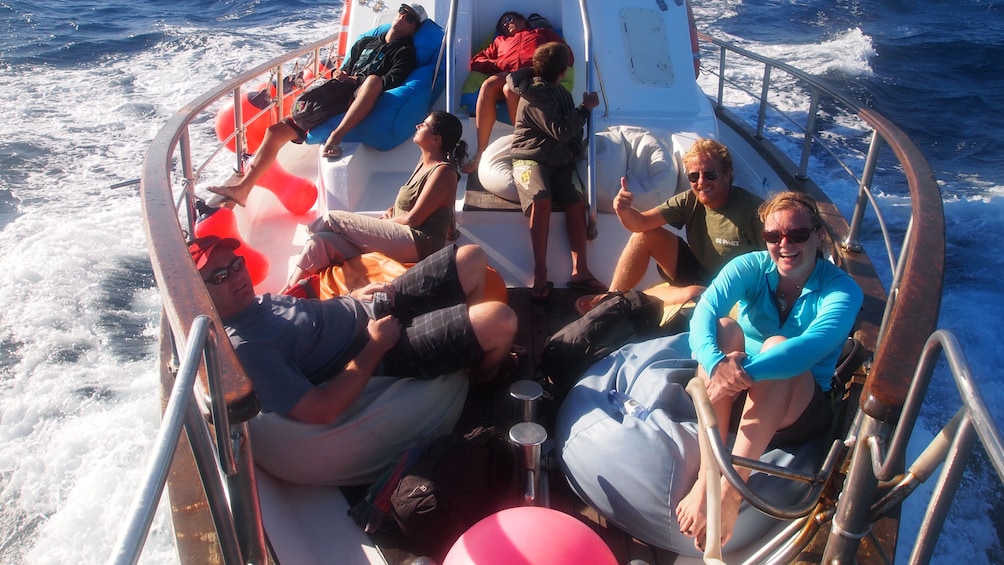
[868,330,1003,564]
[109,316,246,565]
[578,0,598,239]
[700,36,900,279]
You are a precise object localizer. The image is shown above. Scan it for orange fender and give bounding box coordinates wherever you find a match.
[194,206,270,286]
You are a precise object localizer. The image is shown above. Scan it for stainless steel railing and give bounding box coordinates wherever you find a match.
[108,316,252,565]
[687,328,1003,565]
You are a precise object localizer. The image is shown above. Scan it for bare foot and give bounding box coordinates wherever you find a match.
[687,481,744,553]
[716,486,743,549]
[206,180,250,207]
[675,474,709,540]
[461,153,481,175]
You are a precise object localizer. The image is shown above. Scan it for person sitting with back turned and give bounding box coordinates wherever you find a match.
[575,138,765,315]
[676,191,863,551]
[508,41,603,301]
[189,235,517,485]
[462,11,571,174]
[207,3,428,208]
[279,111,467,293]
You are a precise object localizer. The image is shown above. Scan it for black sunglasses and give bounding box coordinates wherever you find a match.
[501,15,521,25]
[763,228,814,244]
[687,170,719,183]
[203,255,246,285]
[398,7,419,24]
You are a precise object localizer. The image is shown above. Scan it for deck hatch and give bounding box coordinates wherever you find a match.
[620,8,675,87]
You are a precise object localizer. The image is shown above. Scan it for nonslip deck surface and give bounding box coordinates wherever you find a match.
[344,288,688,565]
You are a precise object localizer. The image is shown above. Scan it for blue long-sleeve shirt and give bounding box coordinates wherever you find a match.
[689,251,863,390]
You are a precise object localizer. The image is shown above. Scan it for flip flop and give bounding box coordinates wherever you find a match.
[530,281,553,302]
[566,277,607,293]
[322,143,343,161]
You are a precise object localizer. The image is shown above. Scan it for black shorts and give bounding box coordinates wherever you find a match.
[655,233,704,286]
[382,245,485,378]
[287,78,358,139]
[729,381,834,449]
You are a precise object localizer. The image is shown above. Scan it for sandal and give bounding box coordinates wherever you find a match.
[530,281,553,303]
[566,277,607,293]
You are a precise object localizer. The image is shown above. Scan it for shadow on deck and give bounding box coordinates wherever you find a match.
[345,287,685,565]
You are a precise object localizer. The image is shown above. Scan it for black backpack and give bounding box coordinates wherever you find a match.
[386,426,523,559]
[537,290,668,402]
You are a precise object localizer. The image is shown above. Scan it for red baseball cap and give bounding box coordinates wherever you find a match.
[188,235,241,269]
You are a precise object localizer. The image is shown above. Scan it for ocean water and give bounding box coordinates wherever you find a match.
[0,0,1000,563]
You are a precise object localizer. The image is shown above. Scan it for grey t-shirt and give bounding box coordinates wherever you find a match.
[224,293,367,416]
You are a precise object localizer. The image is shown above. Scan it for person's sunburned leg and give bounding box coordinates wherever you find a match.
[322,75,383,154]
[454,244,489,305]
[606,228,679,291]
[675,318,745,543]
[529,198,552,296]
[209,121,299,206]
[564,201,602,288]
[464,73,506,173]
[467,301,518,382]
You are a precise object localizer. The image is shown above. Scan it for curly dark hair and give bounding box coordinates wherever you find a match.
[532,42,570,83]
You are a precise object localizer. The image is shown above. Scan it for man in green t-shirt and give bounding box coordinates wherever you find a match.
[577,138,765,314]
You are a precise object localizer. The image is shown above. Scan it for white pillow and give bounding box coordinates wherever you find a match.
[477,127,681,212]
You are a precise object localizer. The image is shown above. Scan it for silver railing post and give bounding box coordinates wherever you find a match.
[798,87,821,180]
[822,416,889,562]
[755,63,772,138]
[444,0,459,114]
[109,316,212,565]
[846,131,884,252]
[578,0,598,239]
[231,87,247,173]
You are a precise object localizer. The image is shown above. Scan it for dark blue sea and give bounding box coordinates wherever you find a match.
[1,0,1001,562]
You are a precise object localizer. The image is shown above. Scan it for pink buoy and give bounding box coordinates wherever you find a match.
[194,205,269,286]
[214,87,276,154]
[256,161,317,215]
[443,507,617,565]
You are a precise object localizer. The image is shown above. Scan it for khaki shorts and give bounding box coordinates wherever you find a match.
[511,159,585,216]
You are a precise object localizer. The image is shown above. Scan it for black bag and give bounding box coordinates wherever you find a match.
[526,13,555,30]
[389,426,523,559]
[289,78,357,131]
[537,290,667,401]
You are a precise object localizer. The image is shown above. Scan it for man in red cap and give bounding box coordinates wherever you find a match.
[189,235,517,485]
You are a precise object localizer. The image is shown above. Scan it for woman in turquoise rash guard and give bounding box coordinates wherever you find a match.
[676,191,863,552]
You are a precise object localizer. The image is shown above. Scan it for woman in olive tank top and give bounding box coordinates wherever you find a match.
[282,111,468,293]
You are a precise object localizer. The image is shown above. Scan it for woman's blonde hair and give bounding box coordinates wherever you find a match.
[758,191,822,229]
